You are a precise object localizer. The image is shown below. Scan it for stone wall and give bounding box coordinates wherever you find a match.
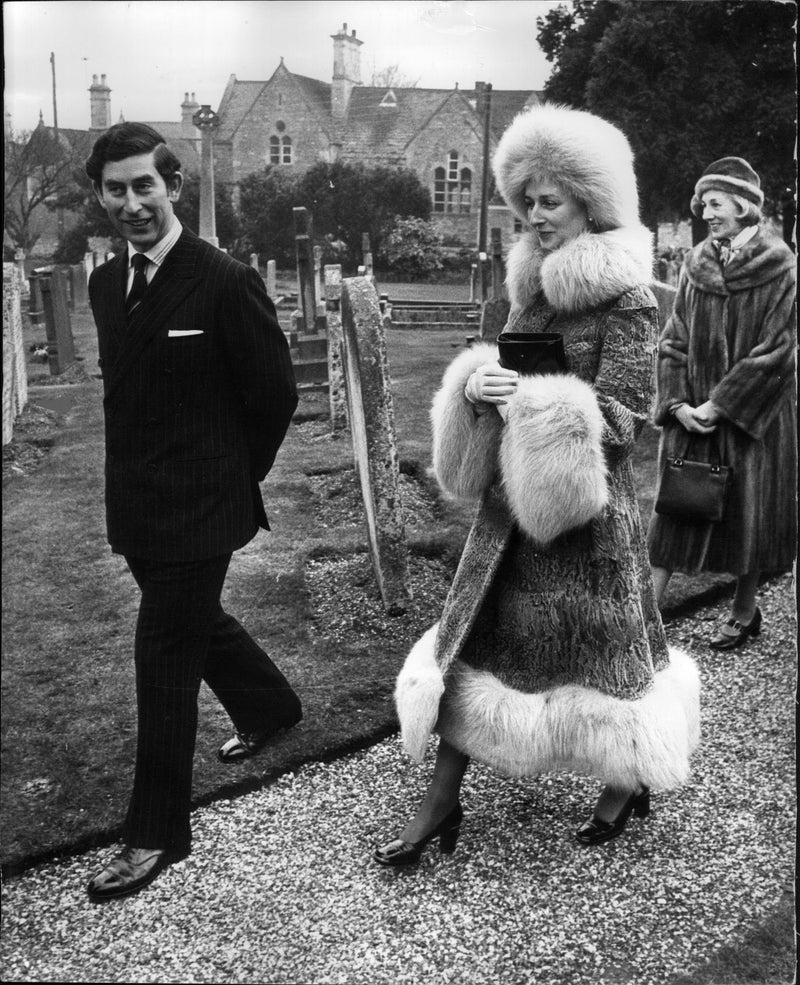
[216,67,332,188]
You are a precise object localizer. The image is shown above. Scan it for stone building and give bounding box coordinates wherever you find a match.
[214,23,543,244]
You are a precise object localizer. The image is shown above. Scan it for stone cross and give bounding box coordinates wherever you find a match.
[192,104,221,247]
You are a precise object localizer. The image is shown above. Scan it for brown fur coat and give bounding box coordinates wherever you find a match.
[647,228,797,575]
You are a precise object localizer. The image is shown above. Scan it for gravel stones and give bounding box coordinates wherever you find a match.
[0,575,794,984]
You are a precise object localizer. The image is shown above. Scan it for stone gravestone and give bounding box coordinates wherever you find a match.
[38,267,76,375]
[323,265,348,433]
[340,277,411,614]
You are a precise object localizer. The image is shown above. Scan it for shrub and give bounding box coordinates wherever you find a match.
[381,216,444,280]
[52,226,91,265]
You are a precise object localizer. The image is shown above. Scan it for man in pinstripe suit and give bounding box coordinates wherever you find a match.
[84,123,301,901]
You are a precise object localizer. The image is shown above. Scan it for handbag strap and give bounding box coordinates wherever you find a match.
[678,432,724,470]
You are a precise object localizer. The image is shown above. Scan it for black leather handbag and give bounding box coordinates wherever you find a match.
[497,332,567,376]
[654,435,732,523]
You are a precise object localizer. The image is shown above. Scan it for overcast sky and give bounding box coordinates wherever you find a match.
[4,0,564,135]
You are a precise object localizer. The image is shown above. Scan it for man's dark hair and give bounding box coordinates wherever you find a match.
[86,122,182,185]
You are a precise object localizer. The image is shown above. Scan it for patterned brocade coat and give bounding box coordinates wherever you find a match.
[647,229,797,575]
[396,227,700,791]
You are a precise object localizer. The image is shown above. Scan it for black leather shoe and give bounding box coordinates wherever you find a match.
[709,607,762,650]
[218,711,302,763]
[575,788,650,846]
[87,846,186,902]
[374,803,463,866]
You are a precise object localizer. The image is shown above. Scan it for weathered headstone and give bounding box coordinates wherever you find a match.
[39,267,76,375]
[266,260,277,300]
[28,269,45,326]
[249,253,260,273]
[70,264,88,309]
[14,248,28,297]
[3,268,27,444]
[362,233,374,282]
[479,297,511,343]
[323,265,347,432]
[340,277,411,614]
[293,207,319,334]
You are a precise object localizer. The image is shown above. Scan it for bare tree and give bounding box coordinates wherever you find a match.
[370,63,420,89]
[4,126,79,252]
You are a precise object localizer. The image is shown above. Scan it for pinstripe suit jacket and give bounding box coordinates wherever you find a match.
[89,228,298,561]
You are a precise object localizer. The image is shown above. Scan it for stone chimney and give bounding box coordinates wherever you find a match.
[331,23,363,121]
[181,92,200,135]
[89,74,112,131]
[474,81,488,117]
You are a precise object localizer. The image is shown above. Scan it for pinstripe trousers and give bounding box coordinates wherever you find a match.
[123,554,301,854]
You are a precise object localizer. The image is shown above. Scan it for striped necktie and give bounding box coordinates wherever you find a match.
[126,252,149,316]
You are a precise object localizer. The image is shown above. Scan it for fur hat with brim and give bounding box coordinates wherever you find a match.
[493,104,641,231]
[690,156,763,218]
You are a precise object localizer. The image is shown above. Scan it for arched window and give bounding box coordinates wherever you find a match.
[269,133,293,166]
[434,166,446,213]
[433,154,472,213]
[459,167,472,213]
[269,135,280,165]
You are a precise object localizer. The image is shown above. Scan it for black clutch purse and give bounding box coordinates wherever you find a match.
[497,332,567,376]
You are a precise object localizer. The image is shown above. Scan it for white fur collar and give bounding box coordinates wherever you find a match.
[505,225,654,315]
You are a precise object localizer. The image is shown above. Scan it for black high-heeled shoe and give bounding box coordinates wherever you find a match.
[373,803,463,866]
[575,788,650,846]
[709,606,762,650]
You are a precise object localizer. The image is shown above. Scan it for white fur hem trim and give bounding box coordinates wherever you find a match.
[438,650,700,789]
[395,625,701,789]
[395,624,444,762]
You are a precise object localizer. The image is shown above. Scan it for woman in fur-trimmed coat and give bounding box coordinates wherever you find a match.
[374,106,700,866]
[647,156,796,650]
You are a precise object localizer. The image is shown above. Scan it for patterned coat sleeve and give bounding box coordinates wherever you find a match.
[592,289,661,463]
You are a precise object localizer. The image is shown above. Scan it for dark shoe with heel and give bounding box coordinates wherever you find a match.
[374,803,463,866]
[709,607,762,651]
[575,788,650,846]
[87,845,187,902]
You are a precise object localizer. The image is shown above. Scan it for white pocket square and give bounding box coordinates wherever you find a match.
[168,329,204,337]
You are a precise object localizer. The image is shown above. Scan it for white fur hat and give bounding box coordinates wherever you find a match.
[493,104,641,231]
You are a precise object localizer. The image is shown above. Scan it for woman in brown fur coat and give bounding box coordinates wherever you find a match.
[648,157,796,649]
[375,106,700,865]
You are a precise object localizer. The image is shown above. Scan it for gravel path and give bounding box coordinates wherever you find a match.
[1,576,794,985]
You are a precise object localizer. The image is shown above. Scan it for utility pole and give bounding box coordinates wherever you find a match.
[477,82,493,254]
[51,52,65,242]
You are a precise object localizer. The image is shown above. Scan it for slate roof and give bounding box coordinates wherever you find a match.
[489,90,544,138]
[337,86,458,166]
[212,71,543,168]
[215,79,266,142]
[37,122,201,174]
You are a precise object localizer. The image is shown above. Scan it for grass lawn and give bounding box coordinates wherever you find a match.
[2,295,730,872]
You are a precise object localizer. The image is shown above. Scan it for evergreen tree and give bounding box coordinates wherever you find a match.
[537,0,796,233]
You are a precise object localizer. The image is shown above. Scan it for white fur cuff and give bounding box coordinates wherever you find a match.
[499,373,608,544]
[431,344,504,500]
